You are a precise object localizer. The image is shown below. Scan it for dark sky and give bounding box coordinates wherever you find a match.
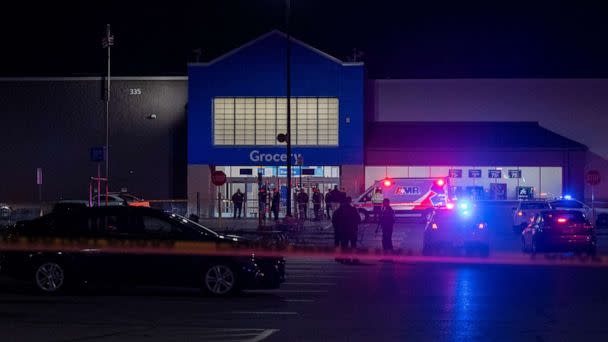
[2,0,607,78]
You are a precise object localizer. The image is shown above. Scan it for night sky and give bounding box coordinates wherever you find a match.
[2,0,607,78]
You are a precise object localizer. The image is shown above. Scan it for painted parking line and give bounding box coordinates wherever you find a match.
[231,311,298,315]
[245,289,329,293]
[283,282,336,286]
[281,299,315,303]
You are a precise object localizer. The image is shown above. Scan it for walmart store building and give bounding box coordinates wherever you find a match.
[186,31,586,217]
[0,31,592,215]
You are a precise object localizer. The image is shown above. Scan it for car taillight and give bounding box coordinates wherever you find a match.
[436,179,445,186]
[557,218,567,223]
[431,223,438,230]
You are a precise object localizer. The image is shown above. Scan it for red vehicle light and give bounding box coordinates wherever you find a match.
[557,218,567,223]
[383,179,392,187]
[446,203,455,210]
[436,179,445,186]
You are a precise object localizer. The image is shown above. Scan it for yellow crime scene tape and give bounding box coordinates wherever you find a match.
[1,236,608,268]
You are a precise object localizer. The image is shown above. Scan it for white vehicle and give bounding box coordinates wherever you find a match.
[354,177,452,222]
[548,199,592,218]
[512,201,551,232]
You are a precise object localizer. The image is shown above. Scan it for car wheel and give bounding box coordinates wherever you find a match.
[203,264,238,296]
[358,210,369,224]
[34,261,67,294]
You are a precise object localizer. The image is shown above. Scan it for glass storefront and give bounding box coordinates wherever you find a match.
[365,166,563,200]
[215,165,340,217]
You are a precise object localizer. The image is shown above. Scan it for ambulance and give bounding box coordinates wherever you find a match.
[353,178,452,222]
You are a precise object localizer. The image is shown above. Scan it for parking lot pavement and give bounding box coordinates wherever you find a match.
[0,258,347,342]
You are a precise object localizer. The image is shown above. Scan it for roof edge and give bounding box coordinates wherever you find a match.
[0,76,187,82]
[188,30,363,67]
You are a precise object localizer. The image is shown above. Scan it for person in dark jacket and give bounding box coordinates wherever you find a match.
[271,188,280,221]
[258,187,268,221]
[312,188,323,221]
[296,188,309,220]
[332,196,360,250]
[325,189,333,220]
[379,198,395,251]
[231,189,245,219]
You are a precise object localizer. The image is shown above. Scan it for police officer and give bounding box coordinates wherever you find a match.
[379,198,395,251]
[231,189,245,219]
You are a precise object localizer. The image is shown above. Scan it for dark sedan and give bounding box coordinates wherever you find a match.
[423,202,489,256]
[0,206,285,295]
[521,210,596,255]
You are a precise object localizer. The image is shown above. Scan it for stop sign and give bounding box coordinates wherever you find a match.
[586,170,601,186]
[211,170,227,186]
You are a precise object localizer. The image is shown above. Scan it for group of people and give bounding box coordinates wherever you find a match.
[231,185,349,222]
[230,185,395,253]
[331,195,395,253]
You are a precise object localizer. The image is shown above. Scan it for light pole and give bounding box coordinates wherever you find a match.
[285,0,293,217]
[102,24,114,204]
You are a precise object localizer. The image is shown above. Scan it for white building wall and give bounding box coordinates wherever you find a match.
[369,79,608,201]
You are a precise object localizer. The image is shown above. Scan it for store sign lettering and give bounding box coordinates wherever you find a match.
[249,150,302,163]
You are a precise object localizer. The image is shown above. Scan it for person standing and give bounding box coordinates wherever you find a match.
[258,187,268,221]
[372,187,384,222]
[271,188,280,221]
[325,188,333,220]
[296,188,309,220]
[312,187,323,221]
[332,197,361,263]
[379,198,395,252]
[231,189,244,219]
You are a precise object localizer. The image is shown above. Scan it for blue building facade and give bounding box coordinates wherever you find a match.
[187,31,365,217]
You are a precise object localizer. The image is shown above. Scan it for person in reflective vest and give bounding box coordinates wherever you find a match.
[372,187,384,221]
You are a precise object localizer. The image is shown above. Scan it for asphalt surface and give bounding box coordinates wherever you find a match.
[3,205,608,341]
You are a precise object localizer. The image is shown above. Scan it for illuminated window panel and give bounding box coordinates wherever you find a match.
[213,97,338,146]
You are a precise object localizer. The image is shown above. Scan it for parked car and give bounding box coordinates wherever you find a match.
[92,193,150,207]
[0,206,285,295]
[422,201,489,256]
[512,201,551,232]
[548,199,591,218]
[521,210,596,255]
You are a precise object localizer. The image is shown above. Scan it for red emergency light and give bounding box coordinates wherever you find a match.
[436,179,445,186]
[557,218,567,223]
[383,179,392,187]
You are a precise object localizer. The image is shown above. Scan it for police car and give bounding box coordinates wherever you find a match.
[422,201,489,257]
